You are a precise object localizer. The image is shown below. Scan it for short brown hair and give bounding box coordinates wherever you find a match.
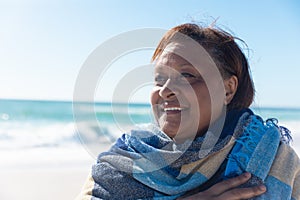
[152,23,254,110]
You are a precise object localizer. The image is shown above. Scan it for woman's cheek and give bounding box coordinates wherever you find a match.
[150,86,160,105]
[150,87,161,120]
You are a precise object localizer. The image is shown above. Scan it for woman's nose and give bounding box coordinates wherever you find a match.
[158,79,179,100]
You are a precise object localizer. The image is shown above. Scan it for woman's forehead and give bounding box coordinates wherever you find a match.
[154,42,221,79]
[154,55,202,76]
[157,51,190,66]
[160,42,191,63]
[158,42,212,65]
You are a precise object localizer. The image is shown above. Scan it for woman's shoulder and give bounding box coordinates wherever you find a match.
[276,142,300,164]
[245,110,300,168]
[269,141,300,184]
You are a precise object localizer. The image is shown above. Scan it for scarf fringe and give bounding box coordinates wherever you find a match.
[266,118,293,144]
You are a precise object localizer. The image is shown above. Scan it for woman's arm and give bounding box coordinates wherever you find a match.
[179,172,266,200]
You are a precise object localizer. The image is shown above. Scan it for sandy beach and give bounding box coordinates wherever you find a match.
[0,145,105,200]
[0,168,90,200]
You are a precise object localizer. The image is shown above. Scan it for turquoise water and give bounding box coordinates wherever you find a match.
[0,99,299,150]
[0,99,153,123]
[1,99,300,122]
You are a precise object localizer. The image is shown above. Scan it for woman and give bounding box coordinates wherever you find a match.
[77,23,300,199]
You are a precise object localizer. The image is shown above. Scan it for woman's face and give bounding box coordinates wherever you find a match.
[151,43,226,142]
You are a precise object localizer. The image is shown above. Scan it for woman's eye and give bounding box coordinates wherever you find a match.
[179,73,197,82]
[155,75,167,85]
[181,72,195,78]
[179,73,203,85]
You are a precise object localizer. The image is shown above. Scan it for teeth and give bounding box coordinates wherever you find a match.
[164,107,183,111]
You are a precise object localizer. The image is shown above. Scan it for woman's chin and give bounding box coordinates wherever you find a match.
[162,127,178,139]
[163,128,199,143]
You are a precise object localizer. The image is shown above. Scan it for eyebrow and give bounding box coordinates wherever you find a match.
[179,64,195,69]
[154,65,203,78]
[155,63,194,69]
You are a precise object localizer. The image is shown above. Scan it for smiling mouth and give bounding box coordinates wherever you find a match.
[162,106,188,115]
[163,107,183,112]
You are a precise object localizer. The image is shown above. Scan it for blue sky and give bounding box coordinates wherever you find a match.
[1,0,300,107]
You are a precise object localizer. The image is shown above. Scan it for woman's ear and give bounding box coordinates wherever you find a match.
[224,75,238,105]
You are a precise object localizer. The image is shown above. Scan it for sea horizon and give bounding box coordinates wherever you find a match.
[1,97,300,110]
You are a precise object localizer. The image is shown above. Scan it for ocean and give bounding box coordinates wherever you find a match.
[0,99,299,169]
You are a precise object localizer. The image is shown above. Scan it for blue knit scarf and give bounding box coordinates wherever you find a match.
[81,109,300,200]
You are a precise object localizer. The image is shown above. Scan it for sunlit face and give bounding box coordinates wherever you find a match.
[151,43,226,142]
